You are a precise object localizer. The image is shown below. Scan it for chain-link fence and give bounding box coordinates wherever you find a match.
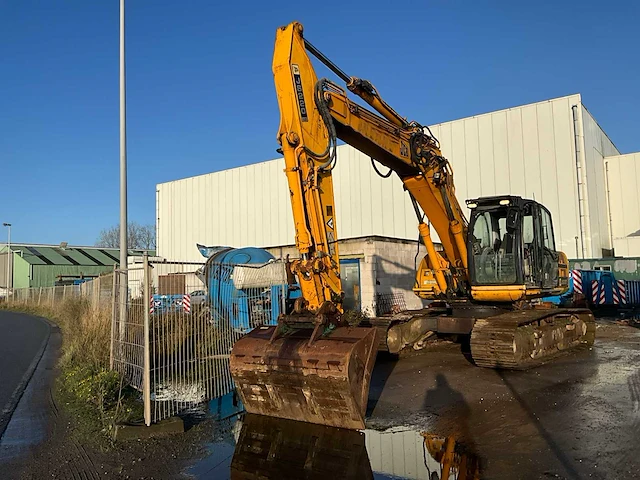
[111,257,288,425]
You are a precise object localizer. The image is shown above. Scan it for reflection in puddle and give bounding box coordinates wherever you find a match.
[366,427,480,480]
[187,415,479,479]
[232,414,372,478]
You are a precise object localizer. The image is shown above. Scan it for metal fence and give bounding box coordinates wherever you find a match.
[111,257,287,425]
[4,256,291,426]
[6,273,115,309]
[375,292,407,316]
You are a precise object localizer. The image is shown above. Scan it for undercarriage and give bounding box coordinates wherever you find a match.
[364,302,596,369]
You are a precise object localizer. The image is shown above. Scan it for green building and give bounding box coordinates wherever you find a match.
[0,244,151,289]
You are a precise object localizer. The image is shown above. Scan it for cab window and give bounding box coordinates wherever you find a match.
[540,207,555,250]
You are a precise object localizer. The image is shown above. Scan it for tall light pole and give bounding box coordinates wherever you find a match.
[3,223,11,300]
[120,0,128,271]
[118,0,129,348]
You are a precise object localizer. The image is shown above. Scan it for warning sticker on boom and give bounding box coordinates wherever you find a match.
[291,64,308,122]
[326,217,334,230]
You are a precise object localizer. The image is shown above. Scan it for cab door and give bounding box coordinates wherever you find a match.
[521,202,541,287]
[534,204,560,289]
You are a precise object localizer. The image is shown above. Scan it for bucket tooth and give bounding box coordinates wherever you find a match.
[230,325,379,430]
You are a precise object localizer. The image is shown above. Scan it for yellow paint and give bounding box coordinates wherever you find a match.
[273,21,570,310]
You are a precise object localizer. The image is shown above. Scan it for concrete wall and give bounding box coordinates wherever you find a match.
[370,238,426,312]
[266,236,426,315]
[603,152,640,257]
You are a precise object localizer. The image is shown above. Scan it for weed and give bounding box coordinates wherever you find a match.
[1,298,144,443]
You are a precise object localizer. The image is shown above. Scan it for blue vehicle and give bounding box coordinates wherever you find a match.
[151,294,190,314]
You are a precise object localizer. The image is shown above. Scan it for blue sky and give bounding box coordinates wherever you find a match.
[1,0,638,245]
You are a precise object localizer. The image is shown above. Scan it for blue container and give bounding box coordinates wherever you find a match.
[625,280,640,306]
[543,270,618,307]
[587,270,615,306]
[202,247,297,334]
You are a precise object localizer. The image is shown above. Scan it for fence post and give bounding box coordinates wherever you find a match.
[94,276,100,310]
[38,287,42,307]
[110,267,118,370]
[143,254,152,426]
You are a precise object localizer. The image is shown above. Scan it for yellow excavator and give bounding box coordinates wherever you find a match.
[230,21,595,430]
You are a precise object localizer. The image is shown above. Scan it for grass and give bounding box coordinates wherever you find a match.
[0,298,144,444]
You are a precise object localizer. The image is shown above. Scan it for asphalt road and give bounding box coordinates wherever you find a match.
[0,311,49,426]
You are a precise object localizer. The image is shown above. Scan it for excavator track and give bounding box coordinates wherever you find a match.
[470,308,596,369]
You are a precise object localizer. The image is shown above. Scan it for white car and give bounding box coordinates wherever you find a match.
[189,290,208,306]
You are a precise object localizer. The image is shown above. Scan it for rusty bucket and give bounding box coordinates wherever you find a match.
[230,325,379,430]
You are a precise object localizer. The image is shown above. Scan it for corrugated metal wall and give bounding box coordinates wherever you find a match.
[31,265,114,288]
[0,252,10,289]
[580,105,621,256]
[429,94,618,259]
[364,428,442,479]
[156,151,418,261]
[604,152,640,257]
[157,94,619,262]
[157,160,293,261]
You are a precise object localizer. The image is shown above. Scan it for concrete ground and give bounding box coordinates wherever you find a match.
[2,312,637,479]
[364,319,640,479]
[186,319,640,480]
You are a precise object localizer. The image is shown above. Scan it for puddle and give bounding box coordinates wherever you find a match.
[186,414,479,479]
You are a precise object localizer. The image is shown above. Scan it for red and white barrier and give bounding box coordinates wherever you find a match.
[572,270,583,294]
[183,294,191,313]
[591,280,599,305]
[149,295,155,314]
[599,282,606,305]
[614,280,627,305]
[149,294,191,314]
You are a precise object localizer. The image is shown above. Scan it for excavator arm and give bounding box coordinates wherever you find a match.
[229,22,595,432]
[274,22,469,308]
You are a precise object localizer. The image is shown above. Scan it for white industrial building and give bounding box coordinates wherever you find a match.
[156,94,639,313]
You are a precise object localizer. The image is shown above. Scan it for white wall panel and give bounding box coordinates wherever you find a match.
[364,428,444,479]
[157,94,622,262]
[429,94,586,257]
[157,147,419,261]
[581,105,620,256]
[606,152,640,257]
[477,115,495,195]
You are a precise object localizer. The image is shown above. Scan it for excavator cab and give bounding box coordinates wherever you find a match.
[466,196,569,302]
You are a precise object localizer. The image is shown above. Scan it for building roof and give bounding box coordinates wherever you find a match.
[3,244,150,267]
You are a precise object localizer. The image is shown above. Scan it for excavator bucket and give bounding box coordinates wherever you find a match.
[230,325,379,430]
